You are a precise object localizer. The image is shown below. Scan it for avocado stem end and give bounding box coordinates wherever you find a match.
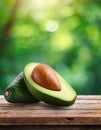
[5,91,11,97]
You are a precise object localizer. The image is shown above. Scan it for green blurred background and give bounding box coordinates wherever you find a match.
[0,0,101,95]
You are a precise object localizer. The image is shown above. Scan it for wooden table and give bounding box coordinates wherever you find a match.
[0,95,101,130]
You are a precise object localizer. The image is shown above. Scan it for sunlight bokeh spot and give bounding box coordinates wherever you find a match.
[52,33,73,50]
[45,20,59,32]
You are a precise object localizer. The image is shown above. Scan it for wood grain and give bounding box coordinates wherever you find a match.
[0,95,101,126]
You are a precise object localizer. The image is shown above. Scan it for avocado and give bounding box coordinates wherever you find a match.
[4,72,39,103]
[24,62,77,106]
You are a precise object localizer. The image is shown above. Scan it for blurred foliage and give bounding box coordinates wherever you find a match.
[0,0,101,95]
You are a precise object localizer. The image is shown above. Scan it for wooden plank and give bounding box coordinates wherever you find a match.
[77,95,101,100]
[0,103,101,110]
[0,101,101,111]
[1,96,101,110]
[0,95,101,125]
[0,125,101,130]
[0,110,101,125]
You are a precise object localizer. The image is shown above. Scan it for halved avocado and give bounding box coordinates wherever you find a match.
[24,62,77,106]
[4,72,39,103]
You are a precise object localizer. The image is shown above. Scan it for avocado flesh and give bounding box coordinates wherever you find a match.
[24,63,77,106]
[4,72,39,103]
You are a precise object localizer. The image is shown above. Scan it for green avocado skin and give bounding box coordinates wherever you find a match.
[24,78,77,106]
[4,72,39,103]
[24,76,77,106]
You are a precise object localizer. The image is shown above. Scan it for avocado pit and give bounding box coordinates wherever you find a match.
[31,64,61,91]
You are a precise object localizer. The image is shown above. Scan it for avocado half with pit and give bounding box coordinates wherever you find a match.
[24,62,77,106]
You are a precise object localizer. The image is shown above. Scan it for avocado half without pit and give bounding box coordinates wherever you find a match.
[24,62,77,106]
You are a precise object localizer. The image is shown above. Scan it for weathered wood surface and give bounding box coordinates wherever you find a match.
[0,95,101,127]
